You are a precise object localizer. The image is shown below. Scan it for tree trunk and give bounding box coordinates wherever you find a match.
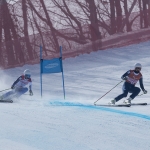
[148,0,150,26]
[61,0,85,41]
[2,0,15,66]
[138,0,143,28]
[142,0,148,28]
[40,0,60,52]
[33,15,48,56]
[109,0,116,34]
[22,0,34,60]
[0,0,2,67]
[123,0,131,32]
[119,0,137,32]
[115,0,122,32]
[86,0,101,41]
[8,4,24,64]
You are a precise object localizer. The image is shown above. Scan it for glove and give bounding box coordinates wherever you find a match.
[29,90,33,96]
[122,76,128,81]
[11,85,15,89]
[143,89,147,94]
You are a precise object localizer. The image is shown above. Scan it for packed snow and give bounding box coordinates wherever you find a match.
[0,41,150,150]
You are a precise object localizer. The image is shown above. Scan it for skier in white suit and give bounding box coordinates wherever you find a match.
[0,69,33,100]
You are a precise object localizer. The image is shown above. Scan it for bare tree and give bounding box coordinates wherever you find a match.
[115,0,122,32]
[119,0,137,32]
[0,0,3,66]
[142,0,149,28]
[148,0,150,26]
[123,0,132,31]
[86,0,101,40]
[2,0,16,66]
[109,0,116,34]
[22,0,34,59]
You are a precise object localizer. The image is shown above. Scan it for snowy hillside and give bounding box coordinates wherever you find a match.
[0,41,150,150]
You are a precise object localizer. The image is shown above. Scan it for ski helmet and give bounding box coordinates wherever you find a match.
[24,69,31,79]
[134,63,142,69]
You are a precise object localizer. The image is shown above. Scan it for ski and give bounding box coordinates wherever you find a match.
[0,100,13,103]
[131,103,147,106]
[94,104,131,107]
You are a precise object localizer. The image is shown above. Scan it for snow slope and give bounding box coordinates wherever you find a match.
[0,41,150,150]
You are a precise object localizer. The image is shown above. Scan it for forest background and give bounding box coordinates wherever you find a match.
[0,0,150,68]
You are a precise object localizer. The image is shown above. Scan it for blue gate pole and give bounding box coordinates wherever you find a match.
[60,46,65,99]
[40,45,43,98]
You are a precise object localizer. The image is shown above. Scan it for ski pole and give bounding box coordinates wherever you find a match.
[138,93,144,96]
[0,88,11,92]
[94,80,123,105]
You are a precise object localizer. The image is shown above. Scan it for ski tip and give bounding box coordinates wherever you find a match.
[0,100,13,103]
[131,103,147,106]
[140,103,147,105]
[94,104,131,107]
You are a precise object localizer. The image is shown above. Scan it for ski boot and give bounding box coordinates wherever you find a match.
[123,97,132,104]
[109,99,116,105]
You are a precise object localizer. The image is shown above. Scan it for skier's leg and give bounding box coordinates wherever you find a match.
[115,91,128,102]
[123,87,141,104]
[15,87,28,98]
[110,83,128,104]
[115,83,128,102]
[129,87,141,99]
[1,90,15,100]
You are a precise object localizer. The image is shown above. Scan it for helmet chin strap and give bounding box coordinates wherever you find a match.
[134,70,140,73]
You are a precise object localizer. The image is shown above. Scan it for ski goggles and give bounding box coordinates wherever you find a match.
[25,74,31,79]
[135,67,141,70]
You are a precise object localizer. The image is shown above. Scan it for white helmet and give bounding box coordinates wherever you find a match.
[134,63,142,69]
[24,69,31,78]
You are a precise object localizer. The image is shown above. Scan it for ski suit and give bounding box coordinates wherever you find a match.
[2,75,32,100]
[115,70,145,102]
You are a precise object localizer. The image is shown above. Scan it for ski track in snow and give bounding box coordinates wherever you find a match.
[50,101,150,120]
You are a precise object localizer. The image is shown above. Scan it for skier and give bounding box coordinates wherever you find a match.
[110,63,147,105]
[0,69,33,100]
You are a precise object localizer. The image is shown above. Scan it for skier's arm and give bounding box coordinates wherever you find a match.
[121,70,130,80]
[29,82,32,90]
[28,81,33,96]
[11,76,22,89]
[139,77,145,91]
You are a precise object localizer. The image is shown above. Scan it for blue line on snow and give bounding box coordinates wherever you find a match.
[50,101,150,120]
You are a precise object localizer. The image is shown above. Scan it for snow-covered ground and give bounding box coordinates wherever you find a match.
[0,41,150,150]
